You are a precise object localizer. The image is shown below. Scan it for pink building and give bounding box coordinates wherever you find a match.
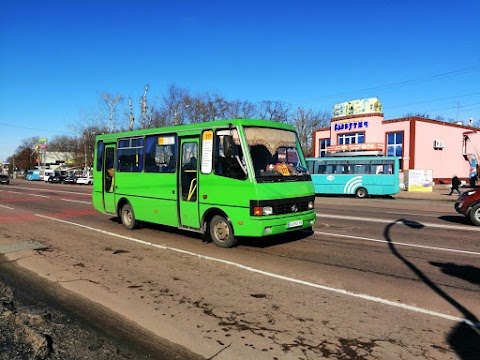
[312,99,480,184]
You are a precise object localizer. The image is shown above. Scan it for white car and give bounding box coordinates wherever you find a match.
[76,175,93,185]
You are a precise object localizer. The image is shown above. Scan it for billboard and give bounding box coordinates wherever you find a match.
[333,98,383,118]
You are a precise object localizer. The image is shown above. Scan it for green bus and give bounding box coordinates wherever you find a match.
[92,119,316,248]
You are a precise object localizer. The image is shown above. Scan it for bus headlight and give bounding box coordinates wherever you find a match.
[253,206,273,216]
[308,201,314,209]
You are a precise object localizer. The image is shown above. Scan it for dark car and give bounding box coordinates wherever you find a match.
[63,174,78,184]
[0,174,9,184]
[48,170,68,183]
[455,188,480,226]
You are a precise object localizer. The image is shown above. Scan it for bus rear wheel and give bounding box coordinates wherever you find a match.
[121,203,138,230]
[209,215,237,248]
[355,187,368,198]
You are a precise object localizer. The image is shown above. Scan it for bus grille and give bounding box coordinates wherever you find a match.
[273,200,310,215]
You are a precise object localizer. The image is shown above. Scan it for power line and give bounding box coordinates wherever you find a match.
[0,122,71,134]
[288,65,480,106]
[387,92,480,109]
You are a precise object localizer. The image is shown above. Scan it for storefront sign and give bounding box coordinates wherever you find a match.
[334,121,369,131]
[327,143,384,153]
[333,98,382,118]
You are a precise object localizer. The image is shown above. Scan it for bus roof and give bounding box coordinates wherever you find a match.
[95,119,296,141]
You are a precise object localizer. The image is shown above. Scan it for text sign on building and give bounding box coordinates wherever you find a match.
[333,98,382,118]
[327,143,384,153]
[334,120,369,131]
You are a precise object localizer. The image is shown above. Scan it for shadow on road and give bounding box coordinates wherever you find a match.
[107,217,313,249]
[384,219,479,359]
[438,215,472,226]
[430,262,480,286]
[240,228,314,248]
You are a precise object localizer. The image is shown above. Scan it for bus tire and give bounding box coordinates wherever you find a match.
[121,203,138,230]
[355,187,368,198]
[209,215,237,248]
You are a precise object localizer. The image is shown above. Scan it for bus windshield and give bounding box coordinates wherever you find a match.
[244,127,310,182]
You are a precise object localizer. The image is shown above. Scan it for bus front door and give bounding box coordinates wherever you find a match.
[103,145,116,214]
[179,139,200,229]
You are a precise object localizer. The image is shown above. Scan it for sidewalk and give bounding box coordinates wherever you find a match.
[393,184,476,201]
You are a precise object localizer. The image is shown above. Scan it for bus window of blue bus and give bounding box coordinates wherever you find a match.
[306,156,400,198]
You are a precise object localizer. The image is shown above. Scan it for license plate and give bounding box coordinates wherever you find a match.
[287,220,303,228]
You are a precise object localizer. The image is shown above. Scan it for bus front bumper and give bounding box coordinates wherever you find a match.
[235,211,316,237]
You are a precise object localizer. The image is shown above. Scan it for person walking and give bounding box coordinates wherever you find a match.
[449,175,461,195]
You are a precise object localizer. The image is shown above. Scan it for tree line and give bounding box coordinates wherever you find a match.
[7,83,331,172]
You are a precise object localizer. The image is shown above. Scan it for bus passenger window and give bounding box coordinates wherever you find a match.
[145,135,177,173]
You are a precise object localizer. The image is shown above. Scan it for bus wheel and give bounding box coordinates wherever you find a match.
[121,203,138,230]
[355,187,368,198]
[209,215,237,248]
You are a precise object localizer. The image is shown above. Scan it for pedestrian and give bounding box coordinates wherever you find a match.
[449,175,461,195]
[469,175,477,188]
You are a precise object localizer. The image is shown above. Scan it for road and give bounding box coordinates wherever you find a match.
[1,180,479,359]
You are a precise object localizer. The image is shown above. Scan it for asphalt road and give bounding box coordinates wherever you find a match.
[1,180,479,359]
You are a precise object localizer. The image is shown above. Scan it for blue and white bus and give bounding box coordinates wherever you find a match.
[306,156,400,198]
[25,169,41,181]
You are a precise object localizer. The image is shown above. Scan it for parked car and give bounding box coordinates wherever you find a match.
[0,174,10,184]
[43,169,55,182]
[455,189,480,226]
[76,174,93,185]
[48,170,68,183]
[63,174,78,184]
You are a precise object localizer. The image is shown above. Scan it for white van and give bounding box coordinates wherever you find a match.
[43,169,55,182]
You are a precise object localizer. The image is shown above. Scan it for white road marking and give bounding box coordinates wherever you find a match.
[385,211,447,217]
[314,231,480,256]
[35,213,478,328]
[317,213,480,232]
[61,198,92,205]
[29,193,50,198]
[0,205,14,210]
[12,186,90,196]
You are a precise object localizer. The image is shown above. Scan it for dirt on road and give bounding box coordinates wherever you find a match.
[0,255,203,360]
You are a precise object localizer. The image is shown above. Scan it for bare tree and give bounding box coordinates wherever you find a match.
[101,92,124,132]
[128,97,135,130]
[13,137,40,171]
[225,100,257,119]
[163,84,189,125]
[140,84,149,129]
[293,107,331,156]
[149,108,171,128]
[258,100,291,123]
[183,96,205,124]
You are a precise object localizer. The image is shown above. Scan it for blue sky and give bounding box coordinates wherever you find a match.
[1,0,479,161]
